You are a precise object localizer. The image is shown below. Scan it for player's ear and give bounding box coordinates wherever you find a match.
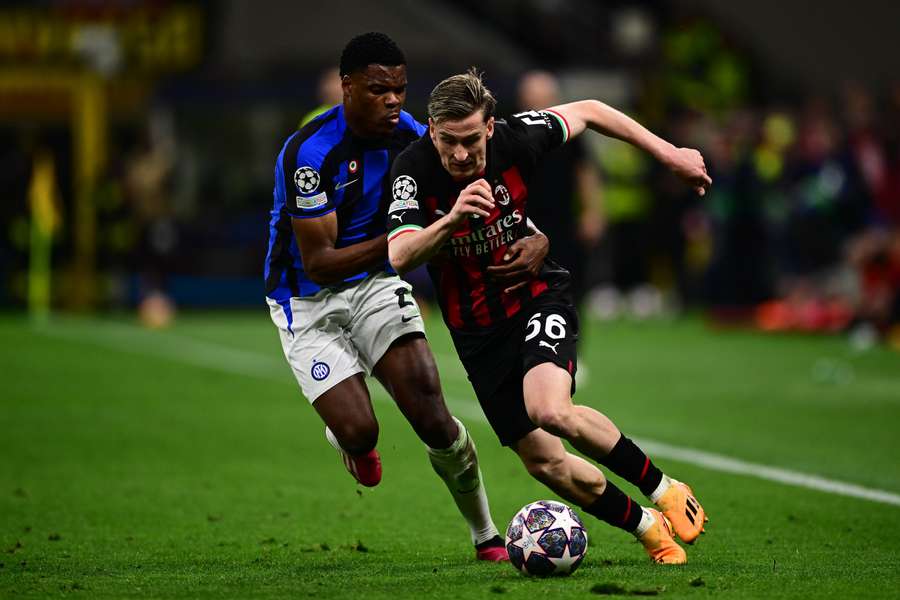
[428,118,437,143]
[486,116,495,139]
[341,74,353,101]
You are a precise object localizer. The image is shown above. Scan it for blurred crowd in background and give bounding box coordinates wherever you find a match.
[1,0,898,348]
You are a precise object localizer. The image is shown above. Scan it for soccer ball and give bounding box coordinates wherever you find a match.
[505,500,588,576]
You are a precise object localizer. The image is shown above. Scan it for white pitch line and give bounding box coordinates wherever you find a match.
[633,439,900,507]
[33,319,900,508]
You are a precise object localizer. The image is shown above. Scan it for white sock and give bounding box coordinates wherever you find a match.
[634,507,656,537]
[427,417,500,545]
[649,475,673,504]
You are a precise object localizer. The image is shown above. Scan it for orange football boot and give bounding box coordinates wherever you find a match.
[655,479,707,544]
[638,509,687,565]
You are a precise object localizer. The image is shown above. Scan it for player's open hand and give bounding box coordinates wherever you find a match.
[448,179,494,226]
[665,147,712,196]
[486,231,550,293]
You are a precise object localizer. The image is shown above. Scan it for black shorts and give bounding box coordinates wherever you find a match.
[451,286,579,446]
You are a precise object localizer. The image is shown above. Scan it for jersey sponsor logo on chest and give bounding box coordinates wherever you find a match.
[448,208,523,257]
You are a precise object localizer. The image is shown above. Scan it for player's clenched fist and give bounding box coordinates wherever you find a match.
[664,147,712,196]
[448,178,494,226]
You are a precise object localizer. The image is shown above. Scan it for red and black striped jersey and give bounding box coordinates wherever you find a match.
[387,110,573,333]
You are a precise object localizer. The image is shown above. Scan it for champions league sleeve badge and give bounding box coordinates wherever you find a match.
[294,166,320,195]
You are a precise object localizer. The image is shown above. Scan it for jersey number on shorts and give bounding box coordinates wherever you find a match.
[395,288,413,308]
[525,312,567,342]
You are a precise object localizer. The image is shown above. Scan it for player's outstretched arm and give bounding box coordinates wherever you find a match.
[293,212,387,285]
[388,179,494,274]
[548,100,712,196]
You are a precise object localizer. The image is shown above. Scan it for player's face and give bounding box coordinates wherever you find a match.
[429,111,494,180]
[343,64,407,138]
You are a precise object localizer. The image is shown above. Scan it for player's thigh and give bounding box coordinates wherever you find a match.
[373,333,440,398]
[347,273,426,372]
[468,366,539,448]
[522,362,576,427]
[373,333,456,447]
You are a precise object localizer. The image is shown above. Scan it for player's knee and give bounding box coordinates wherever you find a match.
[332,420,379,455]
[529,404,577,439]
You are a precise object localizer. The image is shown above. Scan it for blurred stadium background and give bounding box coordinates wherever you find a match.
[3,0,899,336]
[2,1,899,597]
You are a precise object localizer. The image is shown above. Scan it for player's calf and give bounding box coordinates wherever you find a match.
[522,364,621,455]
[599,435,708,543]
[427,417,505,560]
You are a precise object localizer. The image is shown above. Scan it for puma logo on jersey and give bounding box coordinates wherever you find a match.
[539,340,560,354]
[391,212,406,223]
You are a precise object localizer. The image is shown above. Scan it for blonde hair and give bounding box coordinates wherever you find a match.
[427,68,496,124]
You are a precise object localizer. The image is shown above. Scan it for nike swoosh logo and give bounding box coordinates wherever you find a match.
[401,315,415,323]
[334,178,359,191]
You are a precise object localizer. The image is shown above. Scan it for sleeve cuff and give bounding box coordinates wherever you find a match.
[388,224,423,242]
[288,206,337,219]
[544,108,570,144]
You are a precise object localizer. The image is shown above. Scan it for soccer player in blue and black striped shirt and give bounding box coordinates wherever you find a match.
[263,33,548,561]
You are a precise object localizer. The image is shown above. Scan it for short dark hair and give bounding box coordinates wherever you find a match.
[427,68,496,124]
[339,32,406,77]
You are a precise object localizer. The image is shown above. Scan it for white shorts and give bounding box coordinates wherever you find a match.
[267,272,425,403]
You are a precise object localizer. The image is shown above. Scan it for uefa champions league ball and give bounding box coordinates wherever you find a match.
[505,500,588,576]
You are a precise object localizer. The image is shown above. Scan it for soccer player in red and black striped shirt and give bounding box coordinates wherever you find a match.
[387,70,712,565]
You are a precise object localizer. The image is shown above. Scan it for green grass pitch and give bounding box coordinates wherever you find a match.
[2,311,899,598]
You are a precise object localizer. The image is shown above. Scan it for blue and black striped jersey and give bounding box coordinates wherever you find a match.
[264,105,426,305]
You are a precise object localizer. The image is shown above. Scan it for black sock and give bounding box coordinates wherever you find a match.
[475,535,504,549]
[600,435,663,497]
[582,480,643,533]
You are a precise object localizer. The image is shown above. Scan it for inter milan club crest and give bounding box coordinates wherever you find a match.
[311,360,330,381]
[494,183,511,206]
